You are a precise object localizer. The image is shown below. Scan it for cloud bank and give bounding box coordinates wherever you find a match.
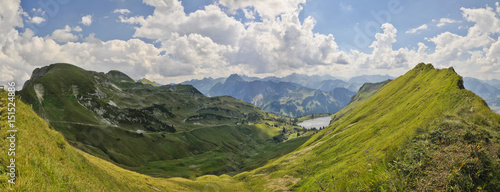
[1,0,500,89]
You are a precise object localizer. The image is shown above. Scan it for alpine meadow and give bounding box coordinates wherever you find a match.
[1,0,500,191]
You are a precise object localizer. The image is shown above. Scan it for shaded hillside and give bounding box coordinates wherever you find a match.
[207,74,355,117]
[235,63,500,191]
[18,63,309,178]
[0,91,247,191]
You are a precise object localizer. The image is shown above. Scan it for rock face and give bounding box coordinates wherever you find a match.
[22,65,51,90]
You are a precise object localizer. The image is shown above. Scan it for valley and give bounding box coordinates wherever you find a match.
[17,63,314,178]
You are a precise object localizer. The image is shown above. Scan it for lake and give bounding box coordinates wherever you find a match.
[297,116,331,129]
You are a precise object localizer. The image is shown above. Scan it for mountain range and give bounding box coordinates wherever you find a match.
[182,73,396,117]
[207,74,356,117]
[463,77,500,113]
[183,73,500,115]
[18,63,311,178]
[182,73,393,95]
[2,63,500,191]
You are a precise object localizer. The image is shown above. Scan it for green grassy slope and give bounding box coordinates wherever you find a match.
[18,63,309,178]
[234,63,500,191]
[138,78,160,87]
[0,91,247,191]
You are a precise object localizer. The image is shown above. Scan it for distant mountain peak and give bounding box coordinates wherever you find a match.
[225,74,244,83]
[22,63,85,89]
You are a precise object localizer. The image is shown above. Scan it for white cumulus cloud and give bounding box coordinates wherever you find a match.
[437,18,460,27]
[406,24,428,34]
[218,0,306,19]
[30,16,45,24]
[49,25,79,43]
[113,9,131,15]
[81,15,93,26]
[73,26,82,32]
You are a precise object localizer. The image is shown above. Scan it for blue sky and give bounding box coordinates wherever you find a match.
[1,0,499,87]
[20,0,485,51]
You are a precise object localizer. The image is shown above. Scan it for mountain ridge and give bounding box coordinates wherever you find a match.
[234,63,500,191]
[18,63,310,178]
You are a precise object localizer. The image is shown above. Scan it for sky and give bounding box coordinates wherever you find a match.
[1,0,500,89]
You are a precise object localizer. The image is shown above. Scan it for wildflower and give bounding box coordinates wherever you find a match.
[364,150,369,153]
[371,147,373,149]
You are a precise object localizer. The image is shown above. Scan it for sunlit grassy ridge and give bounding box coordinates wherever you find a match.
[138,78,160,87]
[0,91,249,191]
[234,63,500,191]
